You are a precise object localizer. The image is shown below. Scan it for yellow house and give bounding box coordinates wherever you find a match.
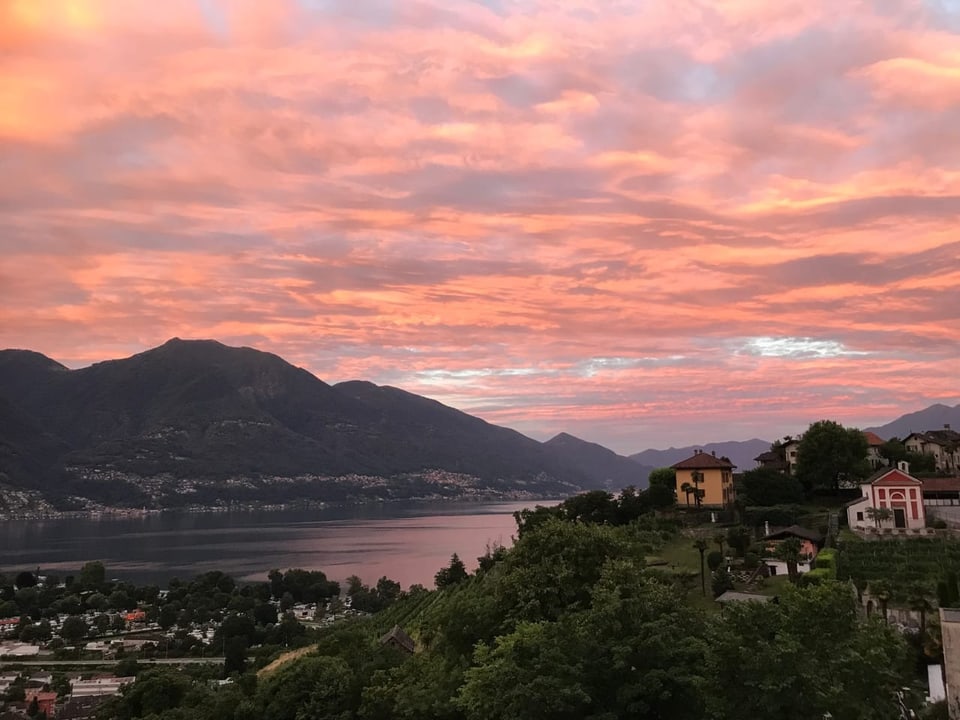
[672,450,736,508]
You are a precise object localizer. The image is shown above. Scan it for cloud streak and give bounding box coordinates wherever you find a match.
[1,0,958,451]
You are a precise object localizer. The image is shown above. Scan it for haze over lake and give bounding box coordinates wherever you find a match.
[0,501,542,588]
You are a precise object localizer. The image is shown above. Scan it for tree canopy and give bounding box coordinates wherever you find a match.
[795,420,871,492]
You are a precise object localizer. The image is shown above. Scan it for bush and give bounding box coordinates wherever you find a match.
[743,552,760,570]
[707,551,724,571]
[932,519,948,530]
[743,505,807,528]
[800,568,833,586]
[814,549,837,573]
[712,568,734,597]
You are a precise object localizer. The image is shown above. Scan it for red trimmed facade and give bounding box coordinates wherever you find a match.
[847,466,926,530]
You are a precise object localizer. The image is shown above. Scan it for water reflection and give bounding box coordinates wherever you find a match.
[0,500,544,588]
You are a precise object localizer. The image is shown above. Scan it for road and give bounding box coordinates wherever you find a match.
[0,657,224,667]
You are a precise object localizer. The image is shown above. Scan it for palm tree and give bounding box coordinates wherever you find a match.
[871,580,893,622]
[775,537,803,584]
[691,471,704,509]
[680,483,694,507]
[907,584,933,638]
[714,533,726,557]
[693,539,709,596]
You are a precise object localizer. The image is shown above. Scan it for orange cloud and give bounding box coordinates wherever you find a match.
[0,0,958,451]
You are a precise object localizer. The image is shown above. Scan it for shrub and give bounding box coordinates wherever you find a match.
[800,568,833,586]
[933,519,948,530]
[814,549,837,572]
[743,552,760,570]
[707,551,724,572]
[743,505,806,528]
[711,567,734,597]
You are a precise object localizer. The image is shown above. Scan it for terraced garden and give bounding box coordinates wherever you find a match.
[838,536,960,590]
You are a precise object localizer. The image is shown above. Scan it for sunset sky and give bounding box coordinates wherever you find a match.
[1,0,958,453]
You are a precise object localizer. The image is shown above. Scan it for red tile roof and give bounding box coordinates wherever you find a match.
[921,477,960,492]
[870,468,921,486]
[863,431,885,447]
[672,451,736,470]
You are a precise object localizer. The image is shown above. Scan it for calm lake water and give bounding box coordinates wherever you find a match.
[0,500,547,589]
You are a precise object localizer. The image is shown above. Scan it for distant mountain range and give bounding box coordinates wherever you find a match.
[629,439,772,474]
[864,403,960,441]
[1,337,955,513]
[0,339,647,511]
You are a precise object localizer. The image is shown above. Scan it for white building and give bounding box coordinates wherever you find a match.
[846,464,927,531]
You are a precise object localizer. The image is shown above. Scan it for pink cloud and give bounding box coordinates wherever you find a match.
[0,0,958,451]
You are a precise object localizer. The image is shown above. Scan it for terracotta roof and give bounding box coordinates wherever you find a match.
[869,468,922,486]
[862,431,885,447]
[672,451,736,470]
[921,478,960,493]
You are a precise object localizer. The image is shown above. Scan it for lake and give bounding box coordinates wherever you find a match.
[0,500,547,589]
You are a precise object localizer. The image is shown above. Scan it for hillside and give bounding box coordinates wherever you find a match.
[629,438,771,473]
[0,339,602,510]
[865,403,960,440]
[543,432,652,489]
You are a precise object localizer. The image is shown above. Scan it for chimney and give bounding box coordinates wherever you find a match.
[712,450,716,457]
[946,423,952,430]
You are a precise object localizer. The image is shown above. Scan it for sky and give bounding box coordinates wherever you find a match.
[1,0,959,454]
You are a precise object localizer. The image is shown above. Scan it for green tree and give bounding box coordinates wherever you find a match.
[680,482,694,507]
[713,533,726,556]
[795,420,871,493]
[434,554,469,590]
[711,567,734,597]
[738,467,804,506]
[79,561,106,588]
[908,584,934,639]
[708,582,911,720]
[866,505,892,529]
[60,615,88,645]
[726,526,753,558]
[257,654,355,720]
[561,490,617,524]
[223,635,247,676]
[774,537,803,584]
[648,466,676,489]
[880,438,908,464]
[871,580,893,622]
[693,539,708,596]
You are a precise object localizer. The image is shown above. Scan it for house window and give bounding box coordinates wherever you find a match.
[856,512,864,521]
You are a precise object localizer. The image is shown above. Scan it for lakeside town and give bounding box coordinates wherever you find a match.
[2,418,960,717]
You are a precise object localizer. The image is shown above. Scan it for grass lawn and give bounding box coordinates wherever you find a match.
[649,535,720,612]
[749,574,792,597]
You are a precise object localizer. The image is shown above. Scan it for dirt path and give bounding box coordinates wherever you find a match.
[257,645,316,678]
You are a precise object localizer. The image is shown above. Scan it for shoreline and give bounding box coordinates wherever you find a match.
[0,492,562,522]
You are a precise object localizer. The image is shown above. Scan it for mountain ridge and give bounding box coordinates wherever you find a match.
[0,339,640,510]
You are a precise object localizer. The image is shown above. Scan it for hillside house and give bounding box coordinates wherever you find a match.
[846,464,926,531]
[782,438,801,475]
[24,690,57,717]
[762,526,822,576]
[672,450,736,508]
[904,426,960,473]
[863,431,887,470]
[754,449,787,472]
